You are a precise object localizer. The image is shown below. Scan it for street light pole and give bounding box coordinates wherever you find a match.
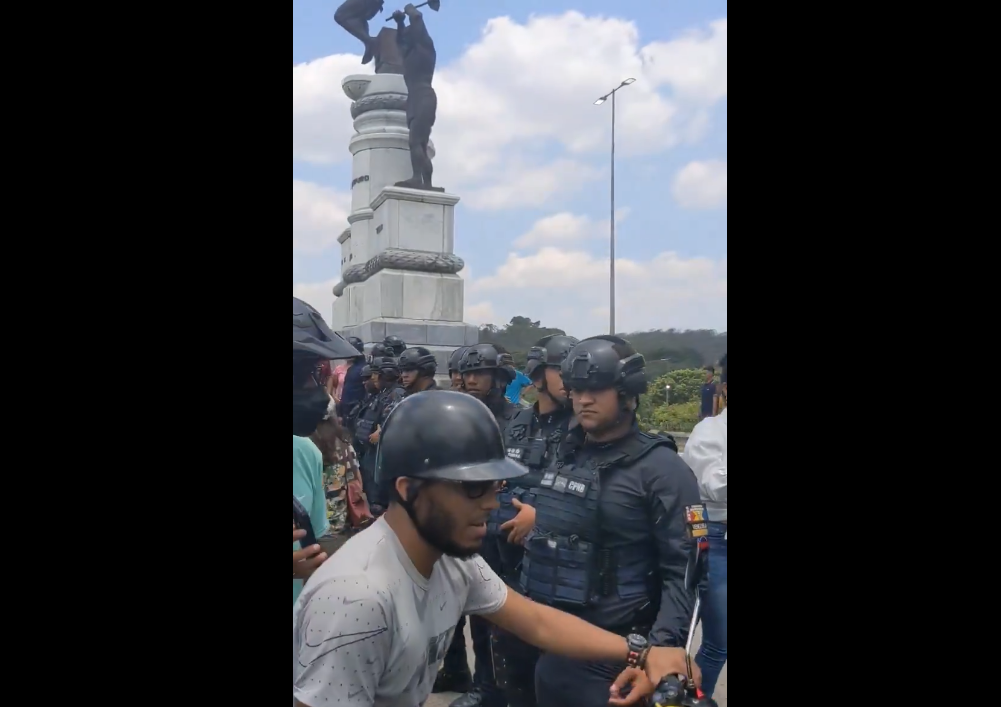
[594,78,636,336]
[610,89,616,336]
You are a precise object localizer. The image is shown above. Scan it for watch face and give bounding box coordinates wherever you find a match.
[627,633,647,649]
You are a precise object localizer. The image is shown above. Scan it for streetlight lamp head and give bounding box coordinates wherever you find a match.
[594,96,607,106]
[621,78,636,86]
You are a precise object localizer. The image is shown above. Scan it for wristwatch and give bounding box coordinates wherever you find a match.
[626,634,649,669]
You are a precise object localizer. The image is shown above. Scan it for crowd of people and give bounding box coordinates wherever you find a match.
[292,296,728,707]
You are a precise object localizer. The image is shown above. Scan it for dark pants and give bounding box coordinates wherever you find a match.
[440,599,501,699]
[359,451,387,509]
[697,522,727,697]
[475,537,540,706]
[471,615,497,694]
[493,626,539,707]
[441,616,469,674]
[535,652,625,707]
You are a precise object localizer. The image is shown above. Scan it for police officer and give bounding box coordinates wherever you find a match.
[445,343,520,707]
[383,335,407,358]
[449,346,469,390]
[459,343,519,432]
[487,335,580,707]
[520,336,703,707]
[353,358,387,498]
[344,360,377,441]
[399,346,438,396]
[336,336,368,419]
[364,357,406,514]
[433,344,475,698]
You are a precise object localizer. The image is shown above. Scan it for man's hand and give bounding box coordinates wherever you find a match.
[499,498,535,545]
[392,9,406,22]
[293,526,328,580]
[404,3,416,11]
[369,426,381,444]
[645,646,697,688]
[609,667,654,706]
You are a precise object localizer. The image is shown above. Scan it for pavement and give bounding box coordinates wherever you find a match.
[425,623,726,707]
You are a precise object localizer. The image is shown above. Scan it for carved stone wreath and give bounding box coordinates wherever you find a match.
[333,248,465,297]
[351,94,409,119]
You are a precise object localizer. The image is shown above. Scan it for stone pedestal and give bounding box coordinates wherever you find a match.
[331,73,477,379]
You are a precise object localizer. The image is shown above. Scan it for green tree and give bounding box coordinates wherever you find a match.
[479,320,726,380]
[653,369,708,407]
[637,368,710,434]
[478,317,566,369]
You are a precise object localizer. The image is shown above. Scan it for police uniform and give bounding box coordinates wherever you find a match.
[450,344,520,707]
[483,404,574,707]
[356,358,404,511]
[519,337,703,707]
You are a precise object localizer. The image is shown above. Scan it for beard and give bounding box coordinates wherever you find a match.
[404,495,479,560]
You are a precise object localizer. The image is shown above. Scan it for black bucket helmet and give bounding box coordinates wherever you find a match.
[293,297,358,361]
[375,391,528,485]
[399,347,438,377]
[561,336,648,397]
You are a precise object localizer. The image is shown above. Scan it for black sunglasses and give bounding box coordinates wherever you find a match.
[442,480,503,499]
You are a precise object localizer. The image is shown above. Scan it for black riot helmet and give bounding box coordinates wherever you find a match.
[346,336,365,354]
[293,297,358,362]
[458,343,516,386]
[378,356,401,380]
[399,347,437,378]
[527,335,580,382]
[449,346,469,374]
[370,343,389,359]
[384,336,407,357]
[524,347,546,380]
[561,336,648,398]
[360,363,374,378]
[375,391,528,485]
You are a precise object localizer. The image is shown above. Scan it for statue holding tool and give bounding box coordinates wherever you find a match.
[389,2,442,191]
[334,0,440,70]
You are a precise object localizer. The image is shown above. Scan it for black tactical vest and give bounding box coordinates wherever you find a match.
[520,433,672,609]
[354,392,383,447]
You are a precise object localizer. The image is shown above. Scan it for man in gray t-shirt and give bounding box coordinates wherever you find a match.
[293,391,693,707]
[294,518,507,706]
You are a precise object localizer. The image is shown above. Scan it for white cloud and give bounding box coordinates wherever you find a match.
[672,160,727,209]
[513,209,631,249]
[467,248,726,337]
[465,301,498,326]
[292,55,364,165]
[293,13,728,206]
[463,159,601,211]
[293,180,351,253]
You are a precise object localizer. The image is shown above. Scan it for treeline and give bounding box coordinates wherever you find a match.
[478,316,727,380]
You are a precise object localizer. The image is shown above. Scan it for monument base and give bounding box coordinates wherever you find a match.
[332,185,477,375]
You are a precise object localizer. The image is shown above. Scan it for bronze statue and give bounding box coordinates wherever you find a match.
[334,0,385,65]
[392,4,441,191]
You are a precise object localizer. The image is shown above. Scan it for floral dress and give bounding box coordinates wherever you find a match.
[322,437,369,533]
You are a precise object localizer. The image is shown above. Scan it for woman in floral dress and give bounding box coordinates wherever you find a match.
[310,414,374,533]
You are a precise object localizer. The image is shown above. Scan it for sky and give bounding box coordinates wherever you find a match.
[293,0,727,339]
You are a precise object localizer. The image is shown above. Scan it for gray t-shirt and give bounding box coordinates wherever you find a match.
[293,517,508,707]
